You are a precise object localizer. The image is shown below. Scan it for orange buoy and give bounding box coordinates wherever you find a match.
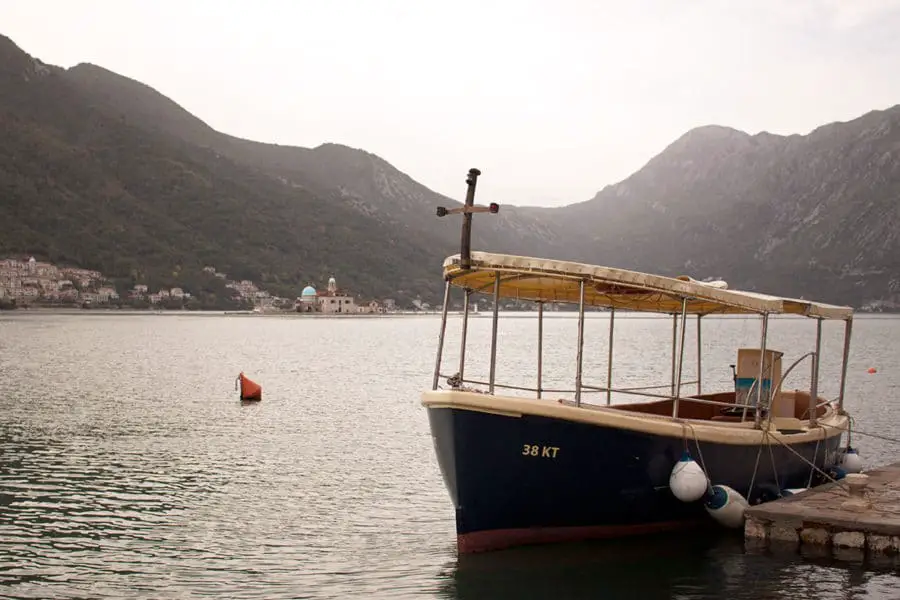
[236,372,262,401]
[867,367,877,374]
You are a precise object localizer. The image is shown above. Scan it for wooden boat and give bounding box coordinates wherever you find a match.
[422,168,858,554]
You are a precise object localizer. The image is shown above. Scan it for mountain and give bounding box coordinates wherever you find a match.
[60,62,579,278]
[0,34,519,305]
[1,32,898,309]
[555,110,900,308]
[0,34,587,306]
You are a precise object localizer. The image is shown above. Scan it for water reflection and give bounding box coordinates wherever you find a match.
[438,532,898,600]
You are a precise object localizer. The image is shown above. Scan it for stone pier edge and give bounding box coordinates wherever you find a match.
[745,514,900,555]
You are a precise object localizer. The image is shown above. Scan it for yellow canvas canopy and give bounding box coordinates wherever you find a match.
[443,252,853,320]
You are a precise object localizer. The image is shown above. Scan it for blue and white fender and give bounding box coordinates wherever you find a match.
[704,484,749,528]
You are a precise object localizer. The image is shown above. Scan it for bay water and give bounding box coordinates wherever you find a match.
[1,311,898,599]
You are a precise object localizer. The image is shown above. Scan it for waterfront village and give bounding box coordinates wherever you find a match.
[0,256,586,313]
[0,256,406,313]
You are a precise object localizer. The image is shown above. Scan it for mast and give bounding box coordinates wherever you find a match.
[436,168,500,270]
[460,168,480,270]
[434,168,500,390]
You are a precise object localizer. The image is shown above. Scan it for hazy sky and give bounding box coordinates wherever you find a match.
[3,0,900,207]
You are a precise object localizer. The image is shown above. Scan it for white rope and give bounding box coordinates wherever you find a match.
[681,421,714,496]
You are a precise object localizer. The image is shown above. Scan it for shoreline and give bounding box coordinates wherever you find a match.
[2,307,898,319]
[0,307,447,317]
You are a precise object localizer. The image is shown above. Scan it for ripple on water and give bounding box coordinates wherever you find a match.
[1,313,899,599]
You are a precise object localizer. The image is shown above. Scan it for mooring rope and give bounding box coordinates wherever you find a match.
[681,421,715,496]
[762,426,849,491]
[765,430,782,492]
[746,440,764,503]
[807,436,822,488]
[830,419,900,446]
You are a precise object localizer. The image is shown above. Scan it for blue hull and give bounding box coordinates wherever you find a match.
[427,405,843,553]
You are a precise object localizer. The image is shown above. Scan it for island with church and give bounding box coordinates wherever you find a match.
[293,276,392,315]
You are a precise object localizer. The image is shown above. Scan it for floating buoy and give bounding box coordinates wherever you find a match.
[867,367,877,374]
[840,446,863,473]
[236,372,262,401]
[704,484,749,528]
[669,450,708,502]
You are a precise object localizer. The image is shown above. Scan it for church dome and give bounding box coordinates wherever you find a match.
[301,285,317,297]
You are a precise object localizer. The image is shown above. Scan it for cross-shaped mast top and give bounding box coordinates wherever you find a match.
[435,168,499,270]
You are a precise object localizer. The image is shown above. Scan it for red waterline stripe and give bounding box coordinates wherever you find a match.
[457,519,710,553]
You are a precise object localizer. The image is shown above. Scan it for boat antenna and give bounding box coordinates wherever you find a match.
[436,167,499,270]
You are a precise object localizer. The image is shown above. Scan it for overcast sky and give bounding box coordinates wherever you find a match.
[3,0,900,207]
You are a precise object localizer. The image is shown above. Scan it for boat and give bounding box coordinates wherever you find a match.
[422,168,858,553]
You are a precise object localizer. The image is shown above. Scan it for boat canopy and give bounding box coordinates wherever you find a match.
[443,252,853,320]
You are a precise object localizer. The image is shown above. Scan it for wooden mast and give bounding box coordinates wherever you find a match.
[436,168,499,270]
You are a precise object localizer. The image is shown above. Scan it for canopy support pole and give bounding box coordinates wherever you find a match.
[432,280,451,390]
[606,308,615,405]
[838,317,853,414]
[458,289,470,382]
[809,317,822,427]
[671,298,688,418]
[671,314,678,397]
[575,280,586,406]
[753,313,770,428]
[537,301,544,399]
[696,314,703,395]
[488,273,501,394]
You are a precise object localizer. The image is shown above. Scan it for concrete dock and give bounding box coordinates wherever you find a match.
[744,461,900,561]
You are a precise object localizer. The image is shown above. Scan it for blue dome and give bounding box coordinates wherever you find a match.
[301,285,317,297]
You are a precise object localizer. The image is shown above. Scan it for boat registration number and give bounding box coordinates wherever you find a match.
[521,444,560,459]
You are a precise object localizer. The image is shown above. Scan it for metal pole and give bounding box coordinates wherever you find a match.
[696,314,702,395]
[537,301,544,399]
[575,280,586,406]
[838,317,853,414]
[458,289,470,382]
[671,314,678,397]
[488,273,501,394]
[606,308,615,405]
[460,168,481,270]
[753,314,770,428]
[808,317,822,427]
[432,280,452,390]
[671,298,688,418]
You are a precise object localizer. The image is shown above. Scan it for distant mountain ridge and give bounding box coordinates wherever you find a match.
[1,33,898,309]
[62,62,570,260]
[557,105,900,308]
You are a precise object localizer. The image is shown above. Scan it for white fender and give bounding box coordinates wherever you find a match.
[840,447,863,474]
[669,451,708,502]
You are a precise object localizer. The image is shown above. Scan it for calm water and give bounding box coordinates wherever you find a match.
[1,311,899,599]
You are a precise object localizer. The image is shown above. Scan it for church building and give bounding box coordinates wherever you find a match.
[295,276,358,314]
